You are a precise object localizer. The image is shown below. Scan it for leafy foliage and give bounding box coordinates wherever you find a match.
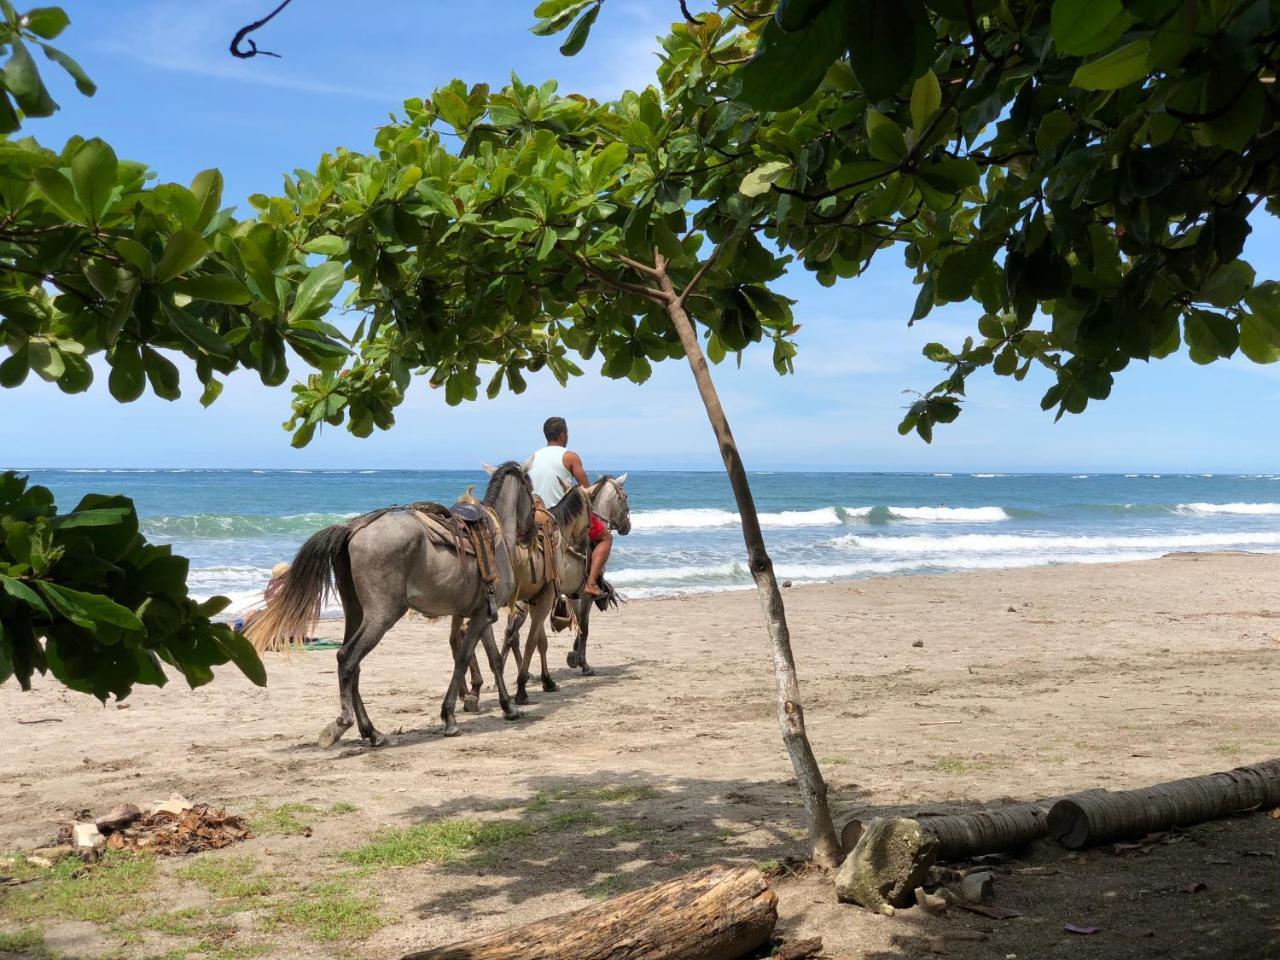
[0,471,266,700]
[0,7,284,698]
[534,0,1280,438]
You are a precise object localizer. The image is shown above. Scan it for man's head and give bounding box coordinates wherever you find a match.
[543,416,568,444]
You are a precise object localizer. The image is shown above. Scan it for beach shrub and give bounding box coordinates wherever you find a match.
[0,470,266,699]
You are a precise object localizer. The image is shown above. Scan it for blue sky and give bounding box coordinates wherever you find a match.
[2,0,1278,472]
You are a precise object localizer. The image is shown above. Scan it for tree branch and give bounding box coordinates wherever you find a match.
[678,0,703,25]
[614,254,661,276]
[230,0,296,59]
[576,255,670,303]
[678,230,739,304]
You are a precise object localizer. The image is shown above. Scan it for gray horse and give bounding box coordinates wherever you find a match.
[245,462,537,748]
[509,474,631,702]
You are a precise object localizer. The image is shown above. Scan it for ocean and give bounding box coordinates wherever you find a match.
[18,469,1280,617]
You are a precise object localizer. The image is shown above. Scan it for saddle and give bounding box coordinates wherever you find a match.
[408,500,503,622]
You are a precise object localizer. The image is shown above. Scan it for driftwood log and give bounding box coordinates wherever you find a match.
[1047,758,1280,849]
[401,866,776,960]
[838,760,1280,911]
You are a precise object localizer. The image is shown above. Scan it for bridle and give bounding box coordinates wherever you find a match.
[592,477,630,533]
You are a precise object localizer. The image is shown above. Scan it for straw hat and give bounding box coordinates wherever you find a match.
[271,562,290,579]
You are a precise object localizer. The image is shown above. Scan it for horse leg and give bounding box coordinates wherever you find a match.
[515,590,553,704]
[320,606,400,749]
[537,611,557,692]
[442,613,489,737]
[450,616,483,713]
[478,623,521,722]
[576,599,595,676]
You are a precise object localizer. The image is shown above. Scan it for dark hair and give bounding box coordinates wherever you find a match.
[543,416,567,441]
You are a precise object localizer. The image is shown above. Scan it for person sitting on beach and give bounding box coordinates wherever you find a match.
[528,416,611,597]
[237,562,290,632]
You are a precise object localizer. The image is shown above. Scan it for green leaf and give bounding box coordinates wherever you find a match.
[1071,39,1152,91]
[33,167,85,222]
[739,3,846,111]
[0,574,50,616]
[37,582,144,633]
[164,304,233,358]
[24,7,70,39]
[559,4,599,56]
[844,0,932,102]
[1183,308,1237,364]
[155,229,209,283]
[739,161,790,197]
[1245,281,1280,323]
[1050,0,1129,55]
[212,626,267,687]
[189,168,223,230]
[776,0,836,31]
[107,343,145,402]
[170,274,252,305]
[69,137,117,224]
[142,346,181,400]
[39,41,95,96]
[5,39,56,116]
[302,235,347,256]
[0,346,29,387]
[866,108,907,163]
[291,261,345,320]
[1240,312,1280,364]
[27,339,63,381]
[910,70,941,137]
[530,0,591,35]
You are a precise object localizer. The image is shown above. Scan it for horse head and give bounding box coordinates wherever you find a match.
[588,473,631,536]
[481,461,537,545]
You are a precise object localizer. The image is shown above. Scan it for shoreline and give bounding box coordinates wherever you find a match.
[301,547,1278,621]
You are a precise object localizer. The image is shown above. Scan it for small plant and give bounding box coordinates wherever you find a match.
[271,878,384,942]
[177,855,275,904]
[934,755,966,774]
[0,852,156,926]
[249,802,319,836]
[340,818,537,869]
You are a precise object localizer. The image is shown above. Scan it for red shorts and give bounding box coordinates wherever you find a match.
[588,513,607,544]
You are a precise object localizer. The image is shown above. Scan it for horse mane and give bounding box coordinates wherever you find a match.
[549,484,589,527]
[483,461,535,542]
[483,461,527,505]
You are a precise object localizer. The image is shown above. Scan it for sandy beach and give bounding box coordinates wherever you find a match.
[2,552,1278,959]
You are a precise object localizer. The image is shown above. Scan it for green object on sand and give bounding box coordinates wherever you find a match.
[302,638,342,651]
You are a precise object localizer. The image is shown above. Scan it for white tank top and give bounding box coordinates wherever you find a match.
[528,445,576,506]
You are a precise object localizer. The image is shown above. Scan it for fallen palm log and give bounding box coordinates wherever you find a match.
[836,792,1109,908]
[401,865,776,960]
[1047,758,1280,849]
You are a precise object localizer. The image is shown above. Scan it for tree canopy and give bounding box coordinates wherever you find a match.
[530,0,1280,438]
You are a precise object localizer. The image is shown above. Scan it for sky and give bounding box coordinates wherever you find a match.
[1,0,1278,473]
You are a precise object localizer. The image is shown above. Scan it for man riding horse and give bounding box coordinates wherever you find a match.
[528,416,611,597]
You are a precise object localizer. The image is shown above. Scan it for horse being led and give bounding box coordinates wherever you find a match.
[245,462,537,748]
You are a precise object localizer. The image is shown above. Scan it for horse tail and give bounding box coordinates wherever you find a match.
[245,524,353,653]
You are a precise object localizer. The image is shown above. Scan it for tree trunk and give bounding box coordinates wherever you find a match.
[656,257,842,867]
[1047,758,1280,849]
[400,865,776,960]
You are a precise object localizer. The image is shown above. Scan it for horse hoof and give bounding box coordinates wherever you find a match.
[318,721,350,749]
[514,690,531,706]
[503,706,522,722]
[566,650,580,669]
[463,694,480,714]
[580,663,595,677]
[366,730,388,748]
[542,677,559,693]
[442,721,461,737]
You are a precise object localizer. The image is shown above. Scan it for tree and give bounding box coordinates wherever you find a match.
[0,3,351,699]
[530,0,1280,437]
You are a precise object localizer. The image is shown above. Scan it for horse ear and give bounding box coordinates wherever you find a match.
[558,477,572,493]
[481,462,497,476]
[522,455,535,474]
[615,472,628,486]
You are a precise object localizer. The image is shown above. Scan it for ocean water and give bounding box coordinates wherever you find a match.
[17,469,1280,616]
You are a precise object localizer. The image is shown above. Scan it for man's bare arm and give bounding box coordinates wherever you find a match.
[563,450,590,488]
